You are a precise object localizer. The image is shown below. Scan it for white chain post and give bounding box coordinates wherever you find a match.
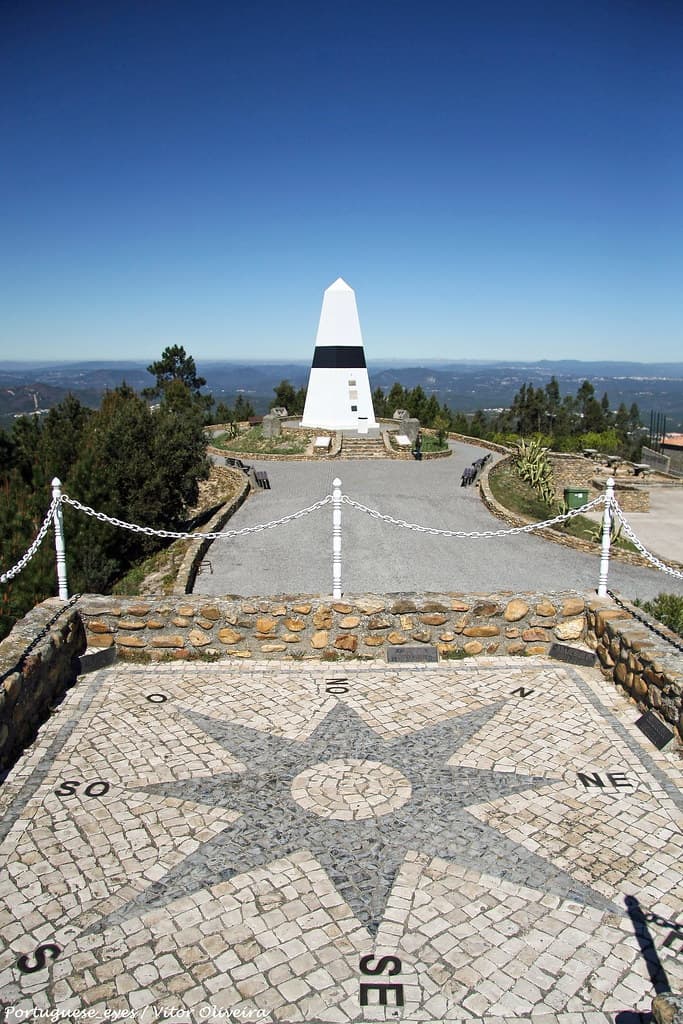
[597,477,615,597]
[51,478,69,600]
[332,477,342,599]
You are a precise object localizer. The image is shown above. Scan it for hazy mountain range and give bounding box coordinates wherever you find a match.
[1,359,682,430]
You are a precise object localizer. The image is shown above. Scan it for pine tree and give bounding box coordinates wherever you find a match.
[145,345,207,397]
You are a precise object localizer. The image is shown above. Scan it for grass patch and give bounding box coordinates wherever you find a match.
[488,459,553,522]
[421,434,449,453]
[212,426,310,456]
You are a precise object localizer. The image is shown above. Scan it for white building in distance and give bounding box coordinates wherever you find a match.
[301,277,378,432]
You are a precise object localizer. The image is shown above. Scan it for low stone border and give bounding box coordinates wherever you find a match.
[0,598,86,773]
[173,473,251,595]
[447,433,511,454]
[208,444,316,462]
[417,447,452,460]
[588,594,683,743]
[77,590,589,662]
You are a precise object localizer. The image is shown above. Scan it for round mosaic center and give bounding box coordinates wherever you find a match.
[290,758,412,820]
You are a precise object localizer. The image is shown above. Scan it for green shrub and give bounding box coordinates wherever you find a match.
[634,593,683,637]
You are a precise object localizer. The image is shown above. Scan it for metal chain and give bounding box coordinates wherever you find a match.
[340,493,607,538]
[60,493,333,540]
[610,499,683,580]
[0,496,60,584]
[5,486,682,590]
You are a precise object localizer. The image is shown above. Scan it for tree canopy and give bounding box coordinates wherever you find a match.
[270,380,306,415]
[144,345,207,397]
[370,377,642,457]
[0,353,210,641]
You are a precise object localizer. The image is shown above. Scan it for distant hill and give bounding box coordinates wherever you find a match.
[1,359,682,430]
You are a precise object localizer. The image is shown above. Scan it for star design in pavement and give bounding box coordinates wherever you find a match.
[93,700,615,936]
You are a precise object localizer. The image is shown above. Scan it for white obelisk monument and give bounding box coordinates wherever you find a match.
[301,277,378,432]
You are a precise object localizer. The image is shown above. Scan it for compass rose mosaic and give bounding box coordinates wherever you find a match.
[0,660,681,1022]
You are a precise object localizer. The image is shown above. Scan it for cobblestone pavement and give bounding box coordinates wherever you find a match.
[1,658,681,1023]
[197,447,683,602]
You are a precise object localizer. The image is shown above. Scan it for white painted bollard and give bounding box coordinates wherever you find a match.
[597,477,615,597]
[51,477,69,600]
[332,477,342,599]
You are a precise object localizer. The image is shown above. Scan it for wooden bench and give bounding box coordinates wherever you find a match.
[254,470,271,489]
[197,559,213,575]
[225,457,253,473]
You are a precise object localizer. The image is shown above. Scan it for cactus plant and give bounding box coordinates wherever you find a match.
[513,437,555,506]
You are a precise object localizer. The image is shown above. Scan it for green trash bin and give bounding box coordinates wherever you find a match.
[564,487,589,509]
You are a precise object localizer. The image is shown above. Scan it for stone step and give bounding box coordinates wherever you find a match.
[338,437,389,459]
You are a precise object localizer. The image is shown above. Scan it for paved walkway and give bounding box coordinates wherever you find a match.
[0,658,680,1021]
[197,445,683,602]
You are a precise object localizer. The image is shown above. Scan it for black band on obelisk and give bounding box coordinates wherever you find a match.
[311,346,367,369]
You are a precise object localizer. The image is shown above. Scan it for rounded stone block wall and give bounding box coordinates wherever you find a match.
[77,591,589,661]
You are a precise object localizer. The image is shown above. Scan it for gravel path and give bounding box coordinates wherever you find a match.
[195,442,683,601]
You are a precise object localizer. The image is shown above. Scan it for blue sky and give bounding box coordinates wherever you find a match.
[1,0,681,363]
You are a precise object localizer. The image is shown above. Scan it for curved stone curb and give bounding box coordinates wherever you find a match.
[173,474,251,595]
[447,432,512,454]
[208,444,315,462]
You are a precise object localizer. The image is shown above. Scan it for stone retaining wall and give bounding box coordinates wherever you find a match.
[551,452,601,495]
[78,591,589,661]
[641,445,671,474]
[588,596,683,743]
[663,444,683,475]
[551,454,650,511]
[0,599,86,773]
[606,482,650,512]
